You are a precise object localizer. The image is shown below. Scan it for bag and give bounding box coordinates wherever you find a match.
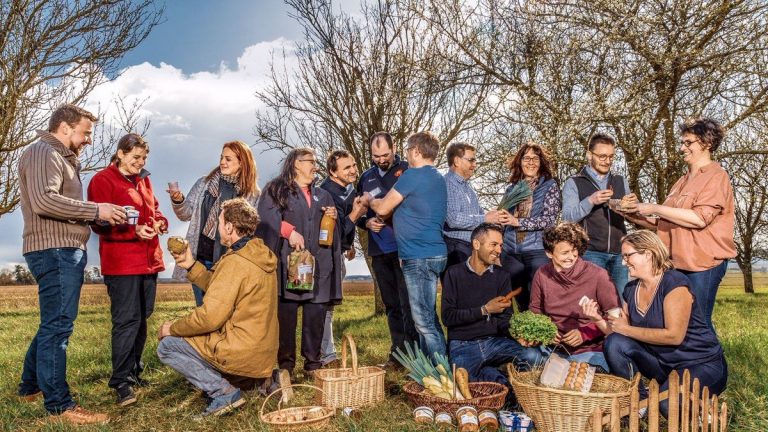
[287,249,315,291]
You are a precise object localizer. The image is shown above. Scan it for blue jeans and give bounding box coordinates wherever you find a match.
[583,251,629,300]
[157,336,237,398]
[401,256,447,359]
[19,248,86,413]
[680,261,728,331]
[192,259,214,307]
[512,250,551,311]
[449,337,543,386]
[604,333,727,417]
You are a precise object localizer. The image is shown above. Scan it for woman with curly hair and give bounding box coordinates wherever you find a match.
[526,222,621,371]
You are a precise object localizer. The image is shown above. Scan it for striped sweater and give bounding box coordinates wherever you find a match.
[19,131,99,254]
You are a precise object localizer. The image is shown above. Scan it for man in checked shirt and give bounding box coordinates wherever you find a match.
[442,142,513,278]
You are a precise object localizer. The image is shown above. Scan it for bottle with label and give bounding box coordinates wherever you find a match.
[318,211,335,246]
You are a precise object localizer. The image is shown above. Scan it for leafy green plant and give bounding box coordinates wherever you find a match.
[497,181,532,210]
[509,311,558,344]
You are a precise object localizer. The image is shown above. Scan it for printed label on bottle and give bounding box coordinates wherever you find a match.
[319,229,329,241]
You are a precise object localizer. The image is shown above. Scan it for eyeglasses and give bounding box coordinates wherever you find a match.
[590,151,615,162]
[680,139,699,148]
[297,159,318,165]
[621,251,641,260]
[461,156,477,164]
[522,156,540,163]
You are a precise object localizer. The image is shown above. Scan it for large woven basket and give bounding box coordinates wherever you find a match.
[402,381,508,413]
[507,363,639,432]
[313,334,386,409]
[260,384,334,431]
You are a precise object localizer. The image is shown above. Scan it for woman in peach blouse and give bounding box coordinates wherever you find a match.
[623,118,736,330]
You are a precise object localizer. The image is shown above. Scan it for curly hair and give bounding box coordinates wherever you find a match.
[543,222,589,255]
[506,142,556,183]
[220,197,260,236]
[678,117,726,153]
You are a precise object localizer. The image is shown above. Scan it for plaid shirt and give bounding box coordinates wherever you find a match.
[443,170,485,243]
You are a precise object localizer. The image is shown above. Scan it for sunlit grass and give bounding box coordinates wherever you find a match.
[0,278,766,431]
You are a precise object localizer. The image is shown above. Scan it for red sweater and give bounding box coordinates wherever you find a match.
[88,163,167,276]
[529,258,620,354]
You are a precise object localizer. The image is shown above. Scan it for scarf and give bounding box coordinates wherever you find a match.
[514,177,540,244]
[202,170,241,240]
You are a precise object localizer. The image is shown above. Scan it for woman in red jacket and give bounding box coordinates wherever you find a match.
[88,133,168,407]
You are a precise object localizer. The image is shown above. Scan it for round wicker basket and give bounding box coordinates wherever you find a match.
[402,381,508,413]
[260,384,334,431]
[506,363,639,432]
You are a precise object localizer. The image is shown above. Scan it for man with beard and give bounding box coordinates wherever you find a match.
[441,223,542,385]
[318,149,367,366]
[17,104,126,425]
[562,133,637,298]
[356,132,416,367]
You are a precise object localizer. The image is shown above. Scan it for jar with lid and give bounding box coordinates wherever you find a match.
[478,410,499,430]
[456,405,479,432]
[435,411,454,430]
[413,406,434,424]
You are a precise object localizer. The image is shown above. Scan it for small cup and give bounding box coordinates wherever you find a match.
[123,206,139,225]
[168,181,180,192]
[606,308,622,319]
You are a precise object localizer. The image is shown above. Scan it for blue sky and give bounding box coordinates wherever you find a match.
[0,0,372,277]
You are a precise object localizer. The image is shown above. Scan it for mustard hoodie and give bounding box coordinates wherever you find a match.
[170,237,278,378]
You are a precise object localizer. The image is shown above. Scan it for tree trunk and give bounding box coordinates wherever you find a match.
[743,263,755,294]
[357,228,385,314]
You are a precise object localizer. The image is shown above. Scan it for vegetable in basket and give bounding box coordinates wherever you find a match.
[509,311,558,345]
[392,342,465,400]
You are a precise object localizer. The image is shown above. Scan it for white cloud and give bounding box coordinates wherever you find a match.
[0,38,372,277]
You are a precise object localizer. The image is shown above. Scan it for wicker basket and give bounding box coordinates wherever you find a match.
[313,333,386,409]
[260,384,334,431]
[507,363,639,432]
[402,381,508,413]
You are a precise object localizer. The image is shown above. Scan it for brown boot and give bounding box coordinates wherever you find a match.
[18,390,42,402]
[48,405,109,425]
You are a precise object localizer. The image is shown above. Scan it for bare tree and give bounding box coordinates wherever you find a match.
[729,117,768,293]
[0,0,164,216]
[255,0,497,312]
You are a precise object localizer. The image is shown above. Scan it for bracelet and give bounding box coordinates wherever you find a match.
[481,305,489,316]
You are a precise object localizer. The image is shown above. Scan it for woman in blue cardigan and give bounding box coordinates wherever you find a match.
[499,142,561,311]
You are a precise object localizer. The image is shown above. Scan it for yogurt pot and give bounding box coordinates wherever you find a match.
[606,307,622,319]
[124,206,139,225]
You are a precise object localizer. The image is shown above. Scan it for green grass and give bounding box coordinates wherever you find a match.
[1,281,767,431]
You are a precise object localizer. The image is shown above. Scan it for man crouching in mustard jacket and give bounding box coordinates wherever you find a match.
[158,197,288,418]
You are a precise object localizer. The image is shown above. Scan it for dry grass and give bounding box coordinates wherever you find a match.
[0,276,767,431]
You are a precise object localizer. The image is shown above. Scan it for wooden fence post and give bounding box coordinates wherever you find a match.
[691,378,701,431]
[668,370,680,432]
[719,401,728,432]
[610,397,621,431]
[701,386,710,432]
[682,369,691,432]
[711,395,719,432]
[630,374,640,432]
[648,379,660,431]
[592,407,603,432]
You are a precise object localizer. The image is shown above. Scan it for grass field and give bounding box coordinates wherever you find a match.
[0,272,767,431]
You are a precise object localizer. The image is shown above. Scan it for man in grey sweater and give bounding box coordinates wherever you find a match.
[17,104,126,425]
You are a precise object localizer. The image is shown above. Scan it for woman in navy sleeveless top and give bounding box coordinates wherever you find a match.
[583,230,726,417]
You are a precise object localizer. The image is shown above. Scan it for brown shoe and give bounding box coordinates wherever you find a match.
[322,359,341,369]
[49,405,109,425]
[18,390,42,402]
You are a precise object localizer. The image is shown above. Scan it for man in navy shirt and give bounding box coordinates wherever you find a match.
[319,149,367,367]
[442,223,542,385]
[363,131,448,358]
[356,132,417,367]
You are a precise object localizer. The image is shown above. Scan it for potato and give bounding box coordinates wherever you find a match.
[167,236,189,254]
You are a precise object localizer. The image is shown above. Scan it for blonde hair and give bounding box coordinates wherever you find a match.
[621,230,674,274]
